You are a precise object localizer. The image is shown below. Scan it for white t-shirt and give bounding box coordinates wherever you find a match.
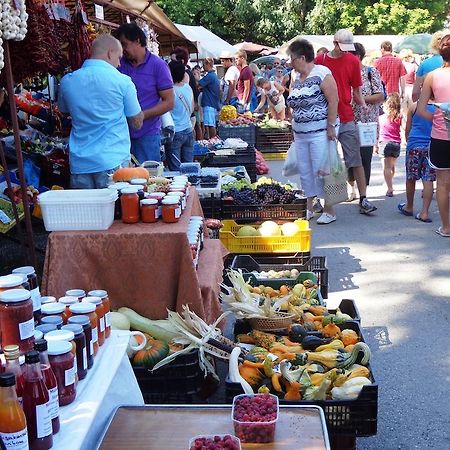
[222,65,240,101]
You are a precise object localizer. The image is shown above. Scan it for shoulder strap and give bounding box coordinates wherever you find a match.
[176,87,192,115]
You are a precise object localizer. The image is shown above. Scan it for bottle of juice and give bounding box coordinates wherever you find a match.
[22,351,52,450]
[0,372,29,450]
[34,340,59,435]
[3,346,25,406]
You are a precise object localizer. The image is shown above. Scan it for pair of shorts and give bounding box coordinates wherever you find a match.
[337,122,363,168]
[203,106,217,127]
[379,141,401,158]
[405,147,436,181]
[429,138,450,169]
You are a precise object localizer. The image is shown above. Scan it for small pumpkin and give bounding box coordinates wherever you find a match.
[238,363,264,387]
[133,337,169,369]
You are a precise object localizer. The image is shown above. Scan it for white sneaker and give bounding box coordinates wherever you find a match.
[306,210,314,220]
[317,213,336,224]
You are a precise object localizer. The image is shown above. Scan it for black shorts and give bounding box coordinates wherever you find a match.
[382,141,401,158]
[429,138,450,169]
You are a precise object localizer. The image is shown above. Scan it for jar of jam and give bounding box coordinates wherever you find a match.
[140,199,159,223]
[108,182,130,220]
[61,324,87,380]
[12,266,41,325]
[121,187,140,224]
[87,290,111,338]
[34,329,44,340]
[58,296,78,323]
[82,297,105,346]
[69,303,98,356]
[40,315,63,329]
[0,274,25,293]
[67,315,93,369]
[65,289,85,301]
[40,296,57,305]
[40,303,65,323]
[162,197,181,223]
[47,341,76,406]
[44,329,76,356]
[0,289,34,353]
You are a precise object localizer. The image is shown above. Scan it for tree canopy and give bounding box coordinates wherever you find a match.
[156,0,448,46]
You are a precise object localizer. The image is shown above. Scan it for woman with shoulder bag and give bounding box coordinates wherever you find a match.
[348,43,385,201]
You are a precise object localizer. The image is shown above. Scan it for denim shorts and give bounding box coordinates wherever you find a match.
[203,106,217,127]
[380,141,401,158]
[405,147,436,181]
[131,133,161,164]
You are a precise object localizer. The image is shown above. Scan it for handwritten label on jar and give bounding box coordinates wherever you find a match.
[92,326,98,343]
[175,207,181,218]
[83,347,88,370]
[64,365,76,387]
[19,317,35,340]
[36,403,52,438]
[30,287,41,312]
[0,428,29,450]
[100,317,105,332]
[48,386,59,419]
[105,312,111,328]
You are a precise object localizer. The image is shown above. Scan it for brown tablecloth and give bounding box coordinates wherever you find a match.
[42,188,226,323]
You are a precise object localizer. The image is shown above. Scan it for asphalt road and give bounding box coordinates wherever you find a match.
[268,151,450,449]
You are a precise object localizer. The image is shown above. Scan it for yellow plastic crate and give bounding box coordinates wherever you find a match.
[219,219,311,254]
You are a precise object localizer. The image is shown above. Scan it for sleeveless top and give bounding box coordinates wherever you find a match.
[287,65,333,134]
[431,68,450,141]
[407,105,436,150]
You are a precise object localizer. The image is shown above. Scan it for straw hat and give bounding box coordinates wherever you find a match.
[219,51,235,59]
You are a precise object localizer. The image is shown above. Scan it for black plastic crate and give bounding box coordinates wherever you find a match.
[256,127,293,153]
[218,124,256,146]
[222,199,307,222]
[230,254,327,298]
[133,350,204,404]
[200,195,222,219]
[203,147,256,168]
[225,322,378,437]
[328,299,361,322]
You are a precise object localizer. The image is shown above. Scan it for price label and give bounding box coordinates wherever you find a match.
[94,4,104,20]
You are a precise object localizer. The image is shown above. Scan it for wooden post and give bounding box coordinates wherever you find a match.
[3,40,37,268]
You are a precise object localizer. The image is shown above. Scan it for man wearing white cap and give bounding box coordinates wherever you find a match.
[220,51,240,106]
[316,29,377,215]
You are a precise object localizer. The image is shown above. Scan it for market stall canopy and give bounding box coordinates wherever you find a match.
[279,35,405,55]
[394,33,432,55]
[234,42,278,55]
[175,24,236,59]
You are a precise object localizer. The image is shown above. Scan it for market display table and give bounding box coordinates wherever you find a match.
[55,330,144,450]
[42,188,226,322]
[98,404,330,449]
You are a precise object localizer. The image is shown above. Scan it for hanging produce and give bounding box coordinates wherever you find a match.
[1,0,28,41]
[68,0,91,70]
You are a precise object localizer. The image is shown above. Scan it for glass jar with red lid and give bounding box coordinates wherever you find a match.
[0,289,34,353]
[87,290,111,338]
[69,303,98,356]
[47,341,76,406]
[82,297,106,346]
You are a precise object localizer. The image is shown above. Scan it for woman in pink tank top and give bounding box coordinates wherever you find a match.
[417,34,450,237]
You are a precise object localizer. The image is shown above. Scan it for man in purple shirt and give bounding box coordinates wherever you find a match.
[114,23,174,163]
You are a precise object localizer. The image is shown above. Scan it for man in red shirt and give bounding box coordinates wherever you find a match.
[235,50,254,111]
[374,41,407,95]
[315,29,377,217]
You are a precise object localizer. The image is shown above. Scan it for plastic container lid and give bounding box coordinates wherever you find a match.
[61,324,83,335]
[0,274,26,288]
[47,340,72,356]
[140,199,158,206]
[41,296,57,305]
[12,266,36,276]
[34,330,44,340]
[166,191,183,197]
[65,289,86,297]
[0,289,31,303]
[148,192,166,198]
[70,303,96,314]
[82,296,102,306]
[36,324,58,334]
[161,198,180,205]
[41,303,65,314]
[45,329,75,342]
[58,296,79,305]
[130,178,147,185]
[121,187,140,195]
[108,182,130,191]
[67,315,90,326]
[88,290,108,299]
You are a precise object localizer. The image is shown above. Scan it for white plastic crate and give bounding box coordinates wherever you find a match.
[38,189,118,231]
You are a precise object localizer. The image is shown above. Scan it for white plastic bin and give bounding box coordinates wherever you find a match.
[38,189,118,231]
[357,122,378,146]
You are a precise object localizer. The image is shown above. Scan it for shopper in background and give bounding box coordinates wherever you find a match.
[378,93,402,197]
[114,22,174,164]
[58,35,143,189]
[400,49,418,106]
[417,34,450,237]
[374,41,407,96]
[235,50,254,112]
[166,61,194,171]
[192,65,204,140]
[220,51,240,107]
[198,57,220,139]
[348,42,385,200]
[255,77,286,120]
[248,63,261,112]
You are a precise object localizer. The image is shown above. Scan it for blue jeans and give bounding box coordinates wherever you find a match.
[166,128,194,171]
[131,133,161,163]
[71,159,129,189]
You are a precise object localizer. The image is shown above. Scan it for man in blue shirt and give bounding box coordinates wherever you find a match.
[198,58,220,138]
[59,35,143,188]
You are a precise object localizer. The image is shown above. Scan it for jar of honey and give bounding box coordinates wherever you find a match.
[82,297,105,346]
[120,187,140,224]
[140,199,158,223]
[161,197,181,224]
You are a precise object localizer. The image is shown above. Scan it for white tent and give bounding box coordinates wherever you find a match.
[175,24,236,59]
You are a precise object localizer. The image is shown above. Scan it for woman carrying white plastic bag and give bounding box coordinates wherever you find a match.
[286,38,339,224]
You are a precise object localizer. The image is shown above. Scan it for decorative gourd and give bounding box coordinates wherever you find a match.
[112,167,150,181]
[133,337,169,369]
[238,363,264,387]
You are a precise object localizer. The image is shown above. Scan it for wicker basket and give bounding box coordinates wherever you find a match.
[248,313,295,332]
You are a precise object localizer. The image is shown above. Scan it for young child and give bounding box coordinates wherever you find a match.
[397,102,436,221]
[378,93,402,196]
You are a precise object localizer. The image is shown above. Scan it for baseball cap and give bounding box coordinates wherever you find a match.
[334,29,355,52]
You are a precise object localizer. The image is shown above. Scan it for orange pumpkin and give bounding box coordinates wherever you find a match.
[112,167,150,181]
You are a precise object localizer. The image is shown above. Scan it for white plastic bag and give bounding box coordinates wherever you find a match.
[320,140,348,206]
[282,142,298,177]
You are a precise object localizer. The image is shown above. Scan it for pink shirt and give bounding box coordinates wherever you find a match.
[431,68,450,141]
[379,114,402,143]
